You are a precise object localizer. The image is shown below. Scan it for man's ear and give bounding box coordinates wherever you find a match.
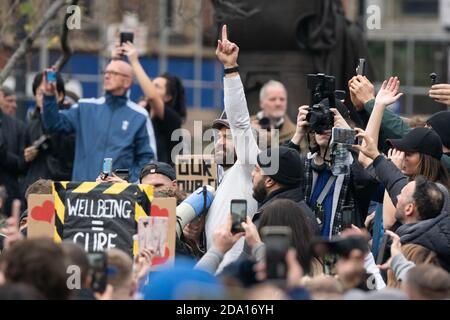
[171,180,177,189]
[264,176,276,189]
[404,202,415,217]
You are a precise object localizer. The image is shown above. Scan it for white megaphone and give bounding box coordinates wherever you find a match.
[176,185,215,237]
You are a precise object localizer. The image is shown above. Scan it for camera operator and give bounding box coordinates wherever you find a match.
[287,97,378,238]
[21,72,75,200]
[250,80,300,149]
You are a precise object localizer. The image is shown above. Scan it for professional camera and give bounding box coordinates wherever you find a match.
[32,135,50,152]
[306,73,337,133]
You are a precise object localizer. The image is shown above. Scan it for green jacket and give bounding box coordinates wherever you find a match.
[364,99,450,174]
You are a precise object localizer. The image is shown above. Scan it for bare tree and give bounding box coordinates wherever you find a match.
[0,0,67,85]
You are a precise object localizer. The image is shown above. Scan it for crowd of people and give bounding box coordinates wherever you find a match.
[0,24,450,300]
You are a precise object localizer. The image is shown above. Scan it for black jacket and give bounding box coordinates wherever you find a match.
[254,186,319,234]
[0,110,26,215]
[396,212,450,272]
[21,108,75,197]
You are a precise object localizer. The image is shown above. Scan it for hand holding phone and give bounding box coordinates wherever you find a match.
[230,200,247,234]
[100,158,113,180]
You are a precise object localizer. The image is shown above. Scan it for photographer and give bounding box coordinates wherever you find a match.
[288,96,378,238]
[21,72,75,199]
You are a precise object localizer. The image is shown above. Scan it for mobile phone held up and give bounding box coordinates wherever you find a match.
[46,70,57,84]
[120,32,134,45]
[230,199,247,234]
[331,127,356,146]
[356,58,366,76]
[100,158,113,180]
[260,226,292,281]
[87,252,107,293]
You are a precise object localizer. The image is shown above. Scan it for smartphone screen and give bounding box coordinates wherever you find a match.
[120,32,134,45]
[230,200,247,234]
[332,128,356,146]
[261,226,292,281]
[46,70,57,83]
[87,252,107,293]
[102,158,113,176]
[356,58,366,76]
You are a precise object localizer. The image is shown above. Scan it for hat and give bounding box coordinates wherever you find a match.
[212,110,230,130]
[139,161,176,182]
[257,146,303,186]
[141,257,224,300]
[212,119,230,130]
[387,127,443,160]
[427,111,450,150]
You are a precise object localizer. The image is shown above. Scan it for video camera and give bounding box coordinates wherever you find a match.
[306,73,336,134]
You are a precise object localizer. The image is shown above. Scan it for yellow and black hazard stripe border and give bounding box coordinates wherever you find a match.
[52,181,154,244]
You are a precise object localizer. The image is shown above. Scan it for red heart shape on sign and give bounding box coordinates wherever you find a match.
[30,200,55,223]
[152,246,170,266]
[151,205,168,217]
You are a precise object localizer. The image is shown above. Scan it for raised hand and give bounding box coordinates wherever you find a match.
[352,128,381,160]
[348,75,375,111]
[215,25,239,68]
[387,148,405,170]
[122,41,139,64]
[375,77,403,107]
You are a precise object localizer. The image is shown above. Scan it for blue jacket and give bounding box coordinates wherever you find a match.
[42,92,156,182]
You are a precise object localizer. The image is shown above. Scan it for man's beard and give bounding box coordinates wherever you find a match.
[252,179,268,203]
[214,148,236,169]
[394,208,405,224]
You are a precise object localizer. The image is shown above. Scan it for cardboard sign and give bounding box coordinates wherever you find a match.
[53,182,153,257]
[135,197,177,268]
[27,194,55,239]
[175,154,217,194]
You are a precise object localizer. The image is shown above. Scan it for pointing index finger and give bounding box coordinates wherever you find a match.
[222,24,228,41]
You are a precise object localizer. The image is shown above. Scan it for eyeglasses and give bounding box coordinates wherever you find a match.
[102,70,130,78]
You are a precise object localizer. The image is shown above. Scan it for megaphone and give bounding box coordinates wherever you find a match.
[176,186,215,237]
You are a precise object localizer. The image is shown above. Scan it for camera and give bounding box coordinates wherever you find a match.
[32,135,50,152]
[430,73,438,86]
[306,73,337,134]
[306,103,335,134]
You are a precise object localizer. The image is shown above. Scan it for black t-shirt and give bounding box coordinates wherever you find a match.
[152,106,182,164]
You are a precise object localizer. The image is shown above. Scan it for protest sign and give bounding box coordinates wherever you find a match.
[53,182,153,257]
[175,154,217,194]
[27,194,55,239]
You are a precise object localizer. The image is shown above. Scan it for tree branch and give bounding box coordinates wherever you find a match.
[0,0,67,85]
[54,0,79,71]
[0,0,21,50]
